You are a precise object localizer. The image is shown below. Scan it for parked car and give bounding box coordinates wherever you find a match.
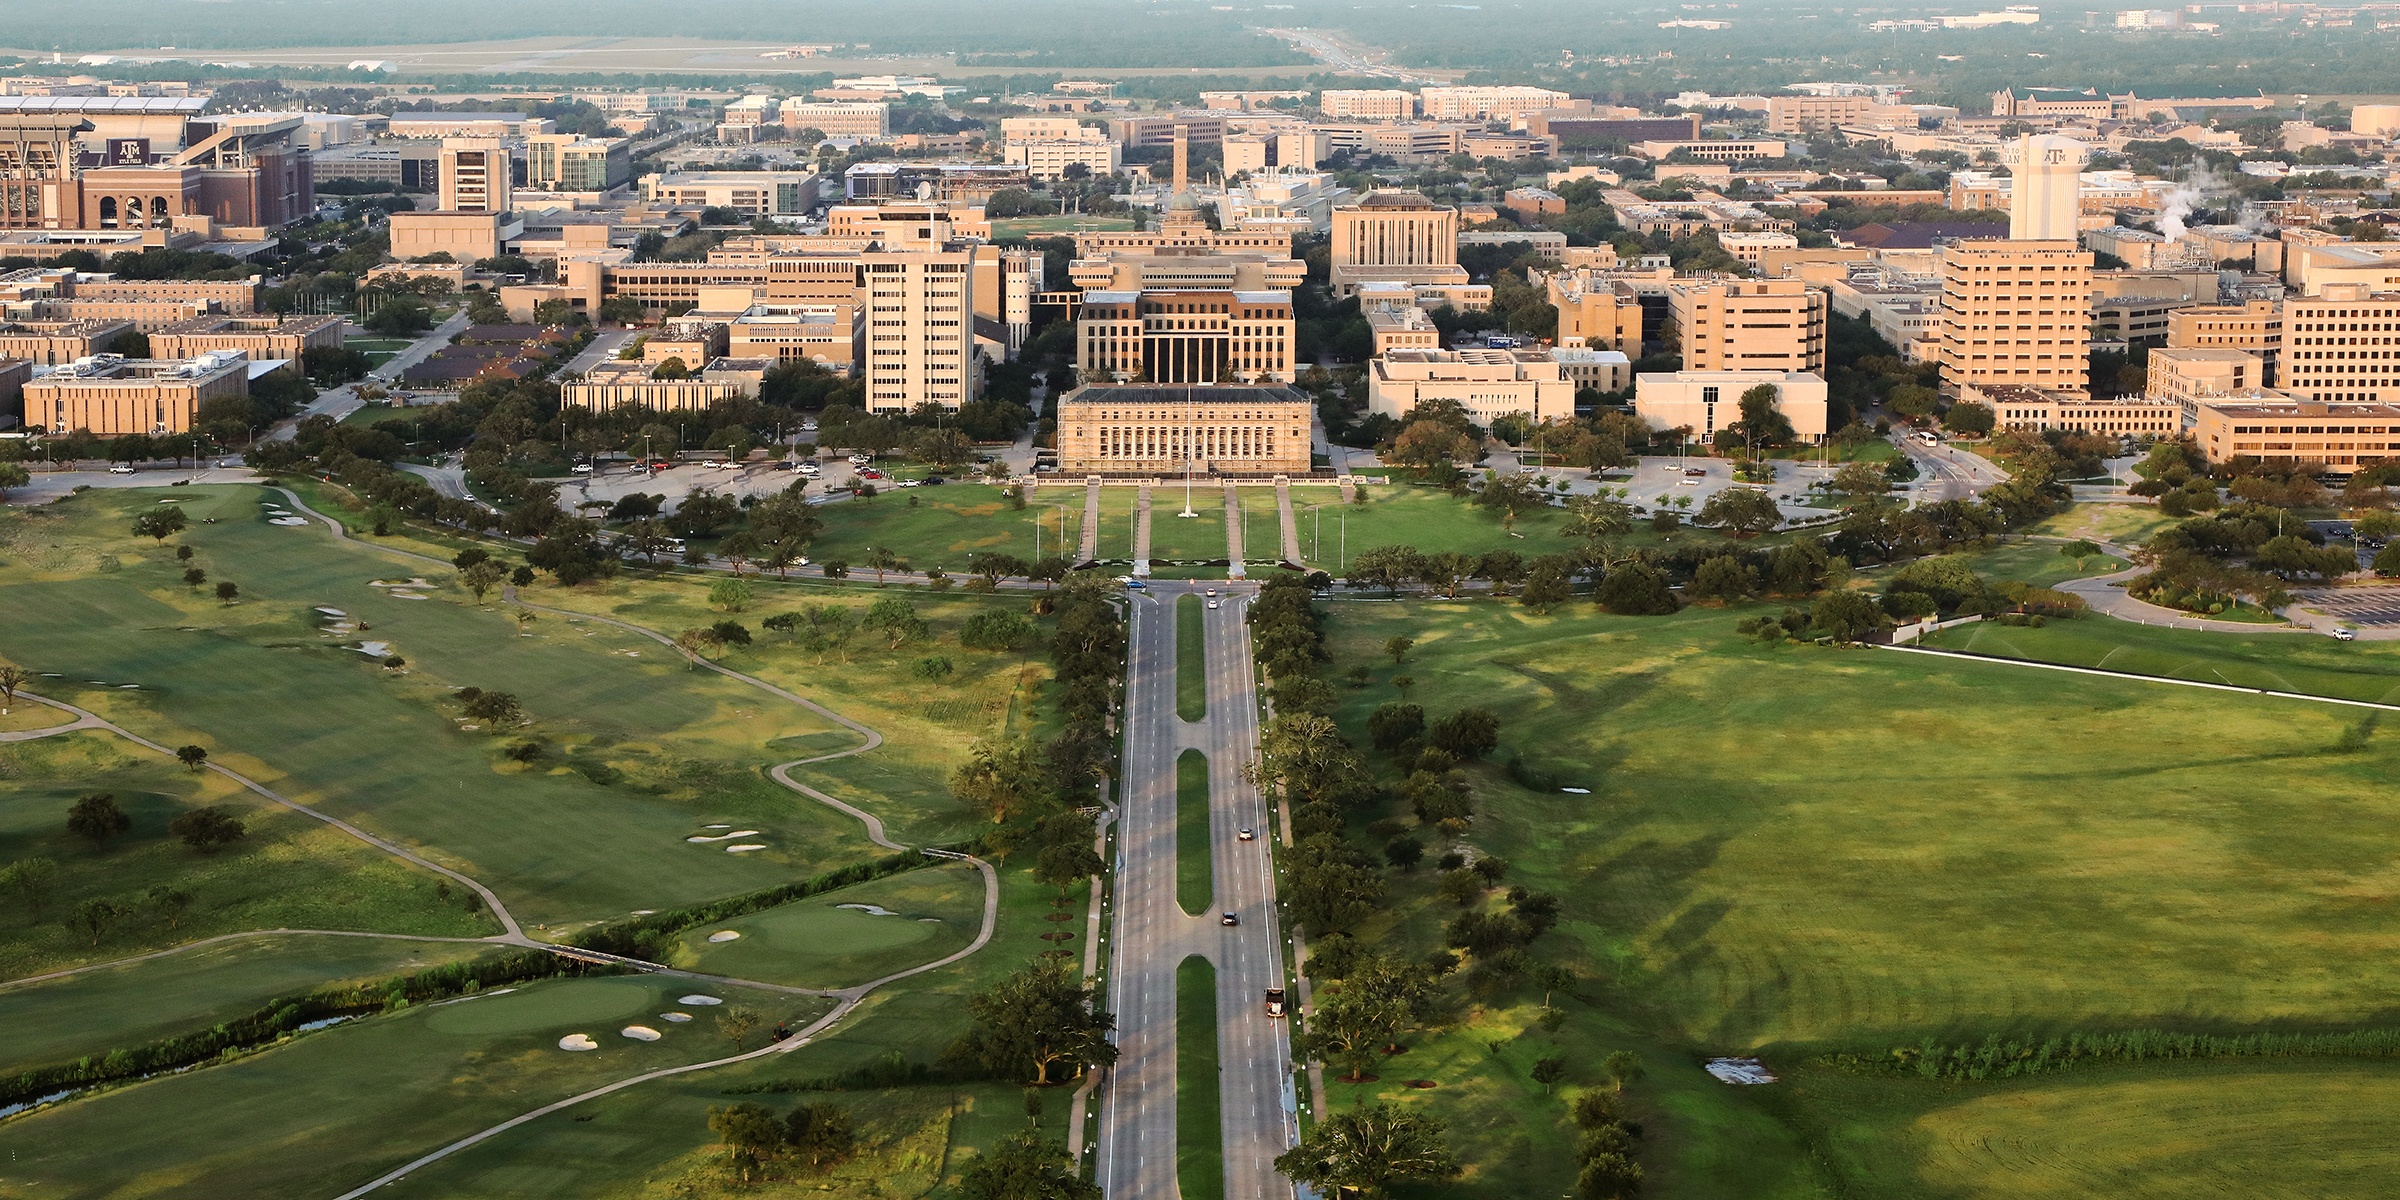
[922,475,947,485]
[848,454,872,466]
[108,465,135,474]
[2332,628,2358,641]
[571,463,594,474]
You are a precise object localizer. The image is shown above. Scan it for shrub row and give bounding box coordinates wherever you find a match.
[1,948,584,1110]
[1857,1027,2400,1083]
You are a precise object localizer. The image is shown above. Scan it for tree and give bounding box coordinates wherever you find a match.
[1366,702,1425,754]
[1944,400,1996,436]
[1521,558,1573,614]
[709,577,756,613]
[131,507,189,544]
[169,806,245,852]
[1384,636,1414,665]
[1579,1151,1644,1200]
[148,885,195,929]
[785,1102,856,1169]
[461,560,506,602]
[1531,1054,1568,1094]
[67,792,130,848]
[1274,1102,1462,1198]
[1698,488,1781,537]
[68,898,121,946]
[183,566,207,587]
[863,596,928,648]
[1732,384,1795,449]
[719,1005,764,1050]
[1,857,58,920]
[1595,562,1676,615]
[0,663,26,713]
[1688,554,1758,603]
[957,1128,1100,1200]
[175,744,209,770]
[2377,541,2400,578]
[0,462,29,497]
[1810,589,1887,643]
[1427,708,1500,759]
[1035,839,1106,903]
[462,690,524,727]
[1604,1049,1646,1093]
[215,581,239,603]
[951,736,1052,825]
[959,959,1118,1086]
[707,1102,784,1181]
[1828,460,1890,500]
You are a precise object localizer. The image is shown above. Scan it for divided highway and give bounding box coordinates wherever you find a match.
[1101,580,1298,1200]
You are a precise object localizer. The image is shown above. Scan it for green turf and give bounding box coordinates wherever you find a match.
[0,974,830,1198]
[0,935,493,1077]
[1177,593,1207,722]
[1935,538,2127,589]
[1176,750,1212,917]
[1924,617,2400,703]
[802,485,1082,576]
[2028,503,2179,548]
[663,862,986,989]
[1310,597,2400,1197]
[1795,1058,2400,1200]
[0,730,496,979]
[1177,954,1224,1200]
[1148,491,1230,564]
[0,485,876,928]
[991,215,1136,237]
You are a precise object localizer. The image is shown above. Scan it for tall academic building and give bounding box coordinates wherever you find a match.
[1937,240,2093,395]
[1666,278,1827,374]
[862,244,977,412]
[1327,191,1467,296]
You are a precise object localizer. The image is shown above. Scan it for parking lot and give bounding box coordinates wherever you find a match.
[2291,585,2400,628]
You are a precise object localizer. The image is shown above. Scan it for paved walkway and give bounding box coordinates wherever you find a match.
[1223,481,1246,579]
[1081,476,1103,565]
[1133,484,1153,577]
[1276,477,1302,569]
[2051,540,2320,636]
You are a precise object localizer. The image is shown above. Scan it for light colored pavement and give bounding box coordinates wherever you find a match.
[1134,484,1154,575]
[1224,482,1246,579]
[1101,581,1296,1200]
[398,455,471,501]
[4,465,258,505]
[1898,437,2008,503]
[269,309,471,441]
[562,327,638,375]
[1081,477,1104,564]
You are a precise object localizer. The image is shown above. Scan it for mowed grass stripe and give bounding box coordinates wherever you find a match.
[1177,592,1207,722]
[1177,954,1224,1200]
[1177,749,1212,917]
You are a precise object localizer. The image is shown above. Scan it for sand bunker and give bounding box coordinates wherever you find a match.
[369,577,434,588]
[316,607,347,617]
[660,1012,693,1023]
[680,995,722,1006]
[1560,787,1591,795]
[269,517,310,527]
[726,844,766,853]
[707,931,741,943]
[703,824,731,830]
[351,641,392,657]
[621,1025,662,1042]
[117,684,139,690]
[558,1034,598,1051]
[685,830,761,843]
[1703,1058,1777,1085]
[389,592,430,601]
[837,904,899,917]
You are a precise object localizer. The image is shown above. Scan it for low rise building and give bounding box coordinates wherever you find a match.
[1004,137,1122,180]
[1543,268,1646,357]
[1549,347,1633,395]
[780,102,889,139]
[0,317,136,365]
[562,359,750,412]
[1077,289,1295,384]
[1632,369,1829,445]
[1366,348,1576,426]
[25,350,251,434]
[2192,395,2400,472]
[1318,89,1415,121]
[640,172,817,219]
[1053,382,1313,475]
[2147,346,2266,420]
[148,313,342,363]
[2165,300,2283,386]
[1365,299,1440,353]
[1630,138,1788,161]
[1962,382,2181,435]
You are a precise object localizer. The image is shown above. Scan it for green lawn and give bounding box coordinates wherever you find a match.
[1147,492,1230,564]
[1796,1058,2400,1200]
[0,730,496,979]
[1311,597,2400,1197]
[1176,749,1211,917]
[1177,954,1224,1200]
[1177,593,1206,721]
[1302,486,1566,572]
[0,973,829,1198]
[662,862,986,989]
[991,215,1137,238]
[1925,617,2400,704]
[0,934,494,1077]
[1930,539,2127,590]
[2028,503,2178,547]
[0,486,867,930]
[804,485,1082,576]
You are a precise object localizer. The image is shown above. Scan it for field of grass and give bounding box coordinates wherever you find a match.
[1176,750,1211,917]
[1146,496,1230,564]
[663,862,986,989]
[1177,593,1206,721]
[806,485,1082,576]
[1310,596,2400,1196]
[0,730,496,979]
[0,934,494,1077]
[990,215,1137,238]
[1935,538,2128,589]
[2029,503,2178,547]
[1177,954,1223,1200]
[1302,485,1568,571]
[1794,1058,2400,1200]
[0,973,827,1197]
[0,485,871,929]
[1925,617,2400,704]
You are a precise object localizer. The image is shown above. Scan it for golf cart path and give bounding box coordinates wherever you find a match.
[259,486,1011,1197]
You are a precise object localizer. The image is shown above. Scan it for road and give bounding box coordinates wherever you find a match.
[1102,581,1297,1200]
[1897,436,2008,503]
[267,308,471,441]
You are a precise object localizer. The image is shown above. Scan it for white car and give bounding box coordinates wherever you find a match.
[897,478,921,488]
[108,465,135,475]
[848,454,872,466]
[2332,628,2357,641]
[572,464,594,474]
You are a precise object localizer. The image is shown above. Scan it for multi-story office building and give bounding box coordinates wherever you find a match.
[1366,348,1577,425]
[1634,369,1830,445]
[1667,278,1828,374]
[1053,383,1314,475]
[640,172,816,218]
[2165,300,2283,386]
[387,112,555,138]
[1544,269,1646,357]
[2191,395,2400,472]
[1417,85,1570,121]
[1766,94,1873,134]
[1319,90,1415,121]
[0,317,135,365]
[843,161,1029,203]
[562,360,749,412]
[1327,191,1467,296]
[311,141,442,190]
[1077,289,1295,384]
[1937,239,2093,395]
[1003,137,1121,180]
[438,138,511,213]
[861,244,977,412]
[1629,138,1787,162]
[24,350,251,435]
[148,313,343,362]
[2145,346,2265,421]
[525,135,631,193]
[2277,285,2400,404]
[780,102,889,139]
[1965,383,2181,435]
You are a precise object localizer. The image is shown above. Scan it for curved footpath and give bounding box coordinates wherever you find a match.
[0,484,1008,1198]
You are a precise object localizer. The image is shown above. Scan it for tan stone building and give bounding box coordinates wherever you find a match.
[561,360,750,413]
[1668,278,1828,374]
[1633,370,1830,446]
[1078,290,1295,384]
[148,313,343,363]
[1319,90,1415,121]
[2165,300,2283,386]
[1937,239,2093,395]
[0,317,135,365]
[2280,285,2400,404]
[863,243,978,412]
[1367,348,1578,426]
[2192,395,2400,472]
[1767,94,1873,134]
[1054,383,1313,474]
[25,352,251,435]
[1328,191,1467,296]
[1963,383,2181,436]
[1544,270,1645,357]
[2146,347,2265,421]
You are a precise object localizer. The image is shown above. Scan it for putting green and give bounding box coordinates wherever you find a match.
[666,865,984,988]
[422,974,663,1035]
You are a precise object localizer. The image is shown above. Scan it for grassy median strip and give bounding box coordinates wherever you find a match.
[1176,954,1224,1200]
[1176,748,1213,916]
[1176,592,1207,721]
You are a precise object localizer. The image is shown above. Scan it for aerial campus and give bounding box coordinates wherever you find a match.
[5,2,2400,1198]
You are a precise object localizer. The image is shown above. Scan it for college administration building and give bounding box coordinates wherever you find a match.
[1054,384,1314,474]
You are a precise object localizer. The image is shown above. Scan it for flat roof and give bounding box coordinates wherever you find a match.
[0,96,206,115]
[1060,383,1309,405]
